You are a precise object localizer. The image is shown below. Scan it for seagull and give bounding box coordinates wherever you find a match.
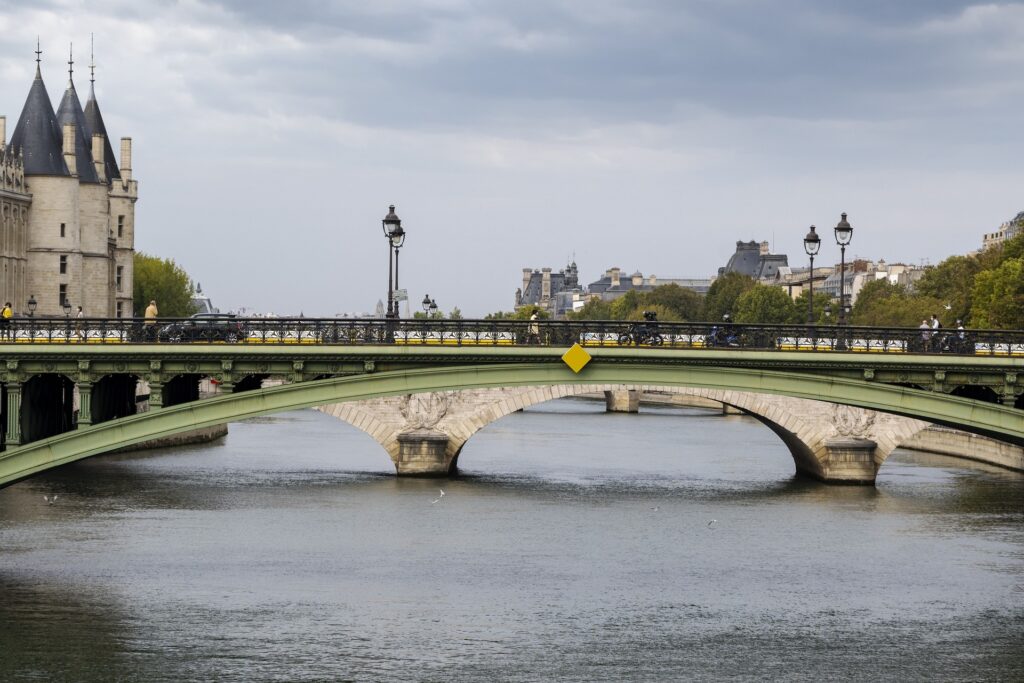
[43,494,58,505]
[650,506,660,511]
[431,489,445,504]
[707,519,717,527]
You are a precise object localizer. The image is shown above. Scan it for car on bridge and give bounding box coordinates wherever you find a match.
[158,313,247,343]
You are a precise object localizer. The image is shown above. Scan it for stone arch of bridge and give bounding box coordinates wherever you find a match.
[1,362,1020,488]
[319,384,932,481]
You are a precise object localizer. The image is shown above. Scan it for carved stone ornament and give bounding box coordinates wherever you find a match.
[831,404,876,438]
[399,392,453,430]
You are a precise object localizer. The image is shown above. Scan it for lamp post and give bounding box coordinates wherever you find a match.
[382,205,406,319]
[27,294,37,317]
[421,294,438,316]
[63,300,72,318]
[833,212,853,326]
[803,225,820,324]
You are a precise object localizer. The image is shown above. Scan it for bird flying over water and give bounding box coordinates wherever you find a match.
[707,519,717,527]
[43,494,58,505]
[431,489,445,504]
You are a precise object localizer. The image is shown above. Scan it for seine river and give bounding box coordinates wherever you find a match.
[1,400,1022,681]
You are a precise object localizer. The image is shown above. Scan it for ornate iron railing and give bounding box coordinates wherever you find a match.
[1,316,1022,356]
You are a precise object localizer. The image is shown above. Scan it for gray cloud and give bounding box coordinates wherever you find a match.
[0,1,1021,315]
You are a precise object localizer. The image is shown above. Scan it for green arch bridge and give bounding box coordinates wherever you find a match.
[0,318,1021,487]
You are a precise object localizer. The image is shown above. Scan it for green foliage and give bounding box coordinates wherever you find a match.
[792,291,837,325]
[703,273,755,321]
[643,283,703,321]
[483,305,548,320]
[971,258,1024,329]
[448,307,464,320]
[915,255,981,324]
[132,252,194,317]
[567,298,613,320]
[850,279,944,327]
[567,284,704,322]
[733,284,798,324]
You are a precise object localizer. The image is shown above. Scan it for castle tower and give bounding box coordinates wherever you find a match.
[87,51,136,318]
[4,43,137,318]
[10,48,82,317]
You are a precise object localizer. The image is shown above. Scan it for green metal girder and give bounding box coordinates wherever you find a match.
[1,359,1021,488]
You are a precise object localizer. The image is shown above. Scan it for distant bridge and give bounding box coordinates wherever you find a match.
[0,318,1021,488]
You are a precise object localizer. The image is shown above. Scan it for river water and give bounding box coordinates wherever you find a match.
[1,400,1022,681]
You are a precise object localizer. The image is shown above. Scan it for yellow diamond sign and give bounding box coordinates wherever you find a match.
[561,343,592,373]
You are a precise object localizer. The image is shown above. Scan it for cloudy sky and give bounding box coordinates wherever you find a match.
[1,1,1021,316]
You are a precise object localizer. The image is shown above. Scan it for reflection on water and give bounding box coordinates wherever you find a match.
[1,401,1022,681]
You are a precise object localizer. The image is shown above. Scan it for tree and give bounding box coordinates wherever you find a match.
[971,258,1024,329]
[792,290,837,325]
[644,283,703,321]
[484,305,548,320]
[567,298,613,320]
[734,285,798,324]
[703,273,755,321]
[448,307,464,320]
[914,255,982,324]
[133,252,194,317]
[850,279,943,327]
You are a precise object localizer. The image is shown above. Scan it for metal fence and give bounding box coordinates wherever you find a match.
[1,316,1022,356]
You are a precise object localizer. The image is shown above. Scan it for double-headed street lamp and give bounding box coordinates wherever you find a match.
[382,205,406,319]
[834,212,853,325]
[421,294,438,316]
[803,225,820,324]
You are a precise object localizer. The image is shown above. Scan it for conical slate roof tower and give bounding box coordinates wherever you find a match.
[83,51,120,182]
[55,47,100,183]
[8,52,69,176]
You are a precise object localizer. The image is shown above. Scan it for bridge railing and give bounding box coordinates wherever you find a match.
[1,317,1021,356]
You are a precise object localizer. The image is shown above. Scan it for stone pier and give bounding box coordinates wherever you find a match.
[395,430,453,476]
[604,389,640,413]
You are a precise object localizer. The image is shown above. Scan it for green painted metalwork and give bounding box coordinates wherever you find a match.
[1,350,1021,488]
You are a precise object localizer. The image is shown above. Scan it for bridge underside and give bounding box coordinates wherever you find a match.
[0,360,1021,489]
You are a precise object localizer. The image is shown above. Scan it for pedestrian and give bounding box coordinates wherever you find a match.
[0,301,11,341]
[919,319,931,350]
[528,311,540,345]
[75,306,85,341]
[930,314,941,330]
[144,300,159,341]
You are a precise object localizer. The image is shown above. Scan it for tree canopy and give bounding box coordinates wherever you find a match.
[702,272,755,322]
[132,252,195,317]
[734,284,798,324]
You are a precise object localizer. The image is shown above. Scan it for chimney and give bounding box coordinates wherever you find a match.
[760,240,770,256]
[610,267,621,288]
[541,267,552,299]
[648,274,657,286]
[63,123,77,176]
[522,268,532,294]
[632,272,643,287]
[0,116,6,148]
[92,133,106,183]
[120,137,132,181]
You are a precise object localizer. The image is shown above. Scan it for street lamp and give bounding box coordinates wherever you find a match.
[63,300,72,318]
[803,225,820,324]
[421,294,439,317]
[27,294,37,317]
[381,205,406,319]
[833,212,853,325]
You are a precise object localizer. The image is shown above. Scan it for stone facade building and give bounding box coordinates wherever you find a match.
[0,51,136,317]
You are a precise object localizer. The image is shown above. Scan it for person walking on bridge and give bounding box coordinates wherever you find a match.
[0,302,11,341]
[144,300,159,341]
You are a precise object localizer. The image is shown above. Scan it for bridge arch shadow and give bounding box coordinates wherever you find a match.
[1,363,1020,488]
